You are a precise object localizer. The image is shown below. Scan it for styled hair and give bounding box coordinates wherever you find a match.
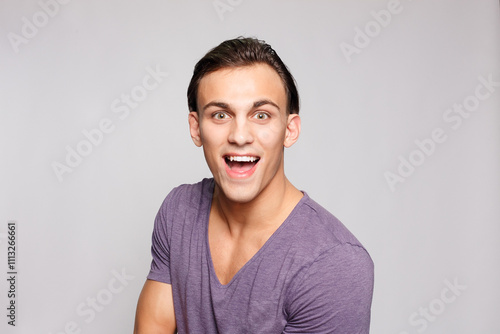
[187,37,300,114]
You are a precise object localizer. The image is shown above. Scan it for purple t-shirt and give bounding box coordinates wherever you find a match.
[148,178,373,333]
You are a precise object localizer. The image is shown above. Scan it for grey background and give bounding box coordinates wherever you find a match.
[1,0,499,333]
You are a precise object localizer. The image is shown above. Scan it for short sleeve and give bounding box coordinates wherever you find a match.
[146,189,177,284]
[284,243,374,334]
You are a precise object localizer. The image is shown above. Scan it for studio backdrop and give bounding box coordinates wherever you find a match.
[1,0,499,333]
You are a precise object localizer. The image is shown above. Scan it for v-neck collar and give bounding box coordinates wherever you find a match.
[202,178,308,288]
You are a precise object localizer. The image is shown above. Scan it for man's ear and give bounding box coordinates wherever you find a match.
[284,113,301,148]
[188,111,202,147]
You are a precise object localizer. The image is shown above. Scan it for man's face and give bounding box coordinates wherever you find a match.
[188,64,300,204]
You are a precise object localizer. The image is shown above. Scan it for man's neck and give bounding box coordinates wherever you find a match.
[211,176,303,237]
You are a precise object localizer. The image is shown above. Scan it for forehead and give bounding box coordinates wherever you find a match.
[197,64,287,111]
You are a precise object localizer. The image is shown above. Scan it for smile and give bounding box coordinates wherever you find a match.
[226,156,259,162]
[224,155,260,178]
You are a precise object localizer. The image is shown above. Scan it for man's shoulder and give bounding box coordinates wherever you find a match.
[155,178,213,224]
[290,193,367,253]
[162,178,213,204]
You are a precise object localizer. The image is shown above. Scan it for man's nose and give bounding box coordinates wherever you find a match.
[228,118,254,146]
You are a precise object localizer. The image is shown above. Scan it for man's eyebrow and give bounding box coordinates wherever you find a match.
[202,99,280,112]
[253,99,280,111]
[202,101,229,112]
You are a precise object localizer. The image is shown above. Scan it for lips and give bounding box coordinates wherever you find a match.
[224,155,260,177]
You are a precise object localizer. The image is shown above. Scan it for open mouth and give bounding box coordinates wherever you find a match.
[224,155,260,173]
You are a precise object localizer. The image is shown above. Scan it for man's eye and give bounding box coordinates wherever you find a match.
[213,112,228,120]
[254,112,269,120]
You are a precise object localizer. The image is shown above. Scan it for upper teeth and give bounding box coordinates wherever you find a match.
[228,156,258,162]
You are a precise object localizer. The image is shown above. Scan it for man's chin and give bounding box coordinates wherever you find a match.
[214,180,260,205]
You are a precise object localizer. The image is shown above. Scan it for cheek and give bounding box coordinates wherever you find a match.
[200,124,224,147]
[259,118,286,141]
[256,127,285,149]
[258,129,270,141]
[268,116,287,135]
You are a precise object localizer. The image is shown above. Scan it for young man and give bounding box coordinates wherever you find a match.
[134,37,374,333]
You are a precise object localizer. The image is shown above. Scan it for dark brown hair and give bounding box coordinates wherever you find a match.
[187,37,300,114]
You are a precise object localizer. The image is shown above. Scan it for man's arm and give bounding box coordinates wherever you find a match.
[284,244,374,333]
[134,279,176,334]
